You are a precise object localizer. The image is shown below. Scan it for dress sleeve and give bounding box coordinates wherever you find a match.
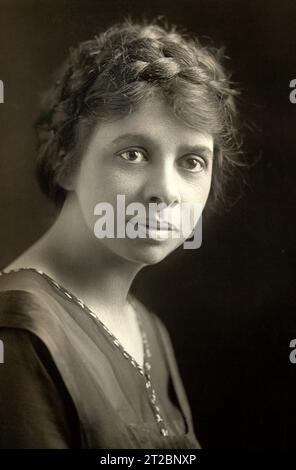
[0,327,80,449]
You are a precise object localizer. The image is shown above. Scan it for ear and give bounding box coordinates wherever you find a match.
[55,150,77,192]
[58,175,74,192]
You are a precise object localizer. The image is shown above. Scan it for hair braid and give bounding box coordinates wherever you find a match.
[34,17,245,210]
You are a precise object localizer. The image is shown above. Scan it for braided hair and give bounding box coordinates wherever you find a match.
[35,17,245,211]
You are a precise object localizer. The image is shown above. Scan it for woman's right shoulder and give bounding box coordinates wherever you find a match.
[0,268,65,337]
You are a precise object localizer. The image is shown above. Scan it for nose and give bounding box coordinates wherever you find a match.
[143,161,181,208]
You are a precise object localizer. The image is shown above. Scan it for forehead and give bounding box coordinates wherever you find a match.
[89,96,214,152]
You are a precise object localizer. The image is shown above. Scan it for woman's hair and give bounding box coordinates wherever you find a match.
[34,16,246,212]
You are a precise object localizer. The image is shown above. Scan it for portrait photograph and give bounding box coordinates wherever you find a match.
[0,0,295,452]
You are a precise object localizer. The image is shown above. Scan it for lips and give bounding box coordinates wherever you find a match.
[129,218,179,232]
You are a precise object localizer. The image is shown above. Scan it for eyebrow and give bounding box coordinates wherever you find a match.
[110,133,213,159]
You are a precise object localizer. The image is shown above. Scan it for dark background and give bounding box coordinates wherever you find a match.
[0,0,295,448]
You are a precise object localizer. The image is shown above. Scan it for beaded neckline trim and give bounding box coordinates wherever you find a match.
[0,267,169,437]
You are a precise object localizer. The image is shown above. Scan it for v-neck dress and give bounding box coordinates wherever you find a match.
[0,268,201,449]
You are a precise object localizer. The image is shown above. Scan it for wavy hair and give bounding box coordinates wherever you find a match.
[34,17,246,212]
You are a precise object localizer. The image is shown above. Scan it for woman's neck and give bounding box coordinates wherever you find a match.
[6,193,145,319]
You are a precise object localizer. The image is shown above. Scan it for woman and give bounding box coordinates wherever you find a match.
[0,18,243,448]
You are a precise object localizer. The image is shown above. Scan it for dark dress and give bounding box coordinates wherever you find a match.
[0,268,200,449]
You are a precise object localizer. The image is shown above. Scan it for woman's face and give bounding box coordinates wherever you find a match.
[71,95,214,265]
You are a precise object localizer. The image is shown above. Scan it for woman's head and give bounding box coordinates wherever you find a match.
[67,93,213,264]
[34,17,243,214]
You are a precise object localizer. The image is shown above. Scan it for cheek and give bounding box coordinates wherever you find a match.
[203,178,213,203]
[199,169,213,203]
[88,161,140,200]
[186,173,212,205]
[77,161,117,207]
[76,165,141,234]
[181,174,212,229]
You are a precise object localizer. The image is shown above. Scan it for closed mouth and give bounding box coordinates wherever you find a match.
[128,219,180,232]
[134,220,179,232]
[146,223,170,230]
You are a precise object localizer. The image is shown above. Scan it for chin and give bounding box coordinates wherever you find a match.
[98,236,182,266]
[122,240,182,266]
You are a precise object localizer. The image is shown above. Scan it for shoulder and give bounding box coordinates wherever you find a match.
[0,270,82,431]
[0,269,74,353]
[1,268,54,315]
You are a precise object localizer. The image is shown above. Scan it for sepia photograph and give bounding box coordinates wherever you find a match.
[0,0,295,451]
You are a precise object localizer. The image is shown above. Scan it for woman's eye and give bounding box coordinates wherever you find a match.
[118,150,147,163]
[180,156,206,173]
